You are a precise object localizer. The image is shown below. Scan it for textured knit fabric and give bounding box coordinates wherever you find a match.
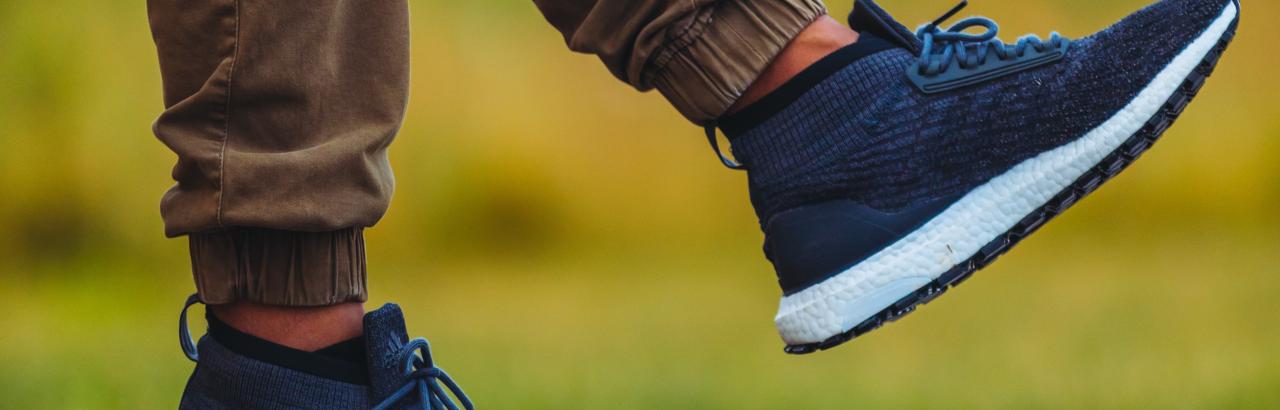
[364,303,472,409]
[727,0,1231,226]
[365,304,413,405]
[179,336,369,409]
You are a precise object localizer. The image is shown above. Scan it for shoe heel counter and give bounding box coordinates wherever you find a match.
[765,197,957,295]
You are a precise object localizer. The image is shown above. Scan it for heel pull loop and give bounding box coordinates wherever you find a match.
[705,123,747,170]
[179,293,202,362]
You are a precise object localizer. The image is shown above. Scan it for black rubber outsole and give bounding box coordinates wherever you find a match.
[784,19,1238,355]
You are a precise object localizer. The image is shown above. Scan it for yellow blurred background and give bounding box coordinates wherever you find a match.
[1,0,1278,408]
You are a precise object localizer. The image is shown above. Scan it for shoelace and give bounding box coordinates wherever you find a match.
[915,0,1067,76]
[701,0,1069,170]
[372,337,474,410]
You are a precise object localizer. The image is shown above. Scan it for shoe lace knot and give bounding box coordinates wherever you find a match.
[915,0,1067,76]
[372,337,474,410]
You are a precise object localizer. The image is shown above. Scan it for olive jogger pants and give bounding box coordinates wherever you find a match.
[147,0,826,306]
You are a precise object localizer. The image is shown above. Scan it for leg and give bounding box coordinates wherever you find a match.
[538,0,1241,355]
[151,1,472,408]
[727,16,858,114]
[209,301,365,352]
[148,0,407,347]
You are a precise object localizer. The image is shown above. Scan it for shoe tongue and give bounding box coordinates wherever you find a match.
[848,0,922,54]
[363,303,412,404]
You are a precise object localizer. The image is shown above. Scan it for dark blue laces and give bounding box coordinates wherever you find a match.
[372,337,474,410]
[915,0,1067,76]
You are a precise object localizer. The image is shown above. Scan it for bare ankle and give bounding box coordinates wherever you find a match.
[726,16,859,115]
[210,301,366,352]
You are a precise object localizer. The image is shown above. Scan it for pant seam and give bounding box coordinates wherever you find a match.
[216,0,241,231]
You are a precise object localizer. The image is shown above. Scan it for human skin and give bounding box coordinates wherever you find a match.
[211,302,366,352]
[727,15,860,114]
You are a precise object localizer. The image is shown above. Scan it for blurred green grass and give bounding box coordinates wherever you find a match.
[1,0,1278,408]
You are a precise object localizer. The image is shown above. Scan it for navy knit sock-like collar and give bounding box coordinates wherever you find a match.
[206,310,370,385]
[718,32,897,137]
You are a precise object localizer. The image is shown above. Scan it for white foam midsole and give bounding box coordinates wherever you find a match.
[775,1,1238,345]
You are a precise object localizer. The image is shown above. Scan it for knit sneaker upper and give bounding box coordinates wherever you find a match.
[365,304,473,410]
[723,0,1232,226]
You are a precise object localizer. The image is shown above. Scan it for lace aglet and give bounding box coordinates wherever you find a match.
[929,0,970,31]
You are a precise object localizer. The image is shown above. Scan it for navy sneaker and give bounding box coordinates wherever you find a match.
[707,0,1240,354]
[178,295,473,409]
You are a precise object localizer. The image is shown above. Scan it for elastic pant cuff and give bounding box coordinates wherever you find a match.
[190,228,368,306]
[645,0,827,124]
